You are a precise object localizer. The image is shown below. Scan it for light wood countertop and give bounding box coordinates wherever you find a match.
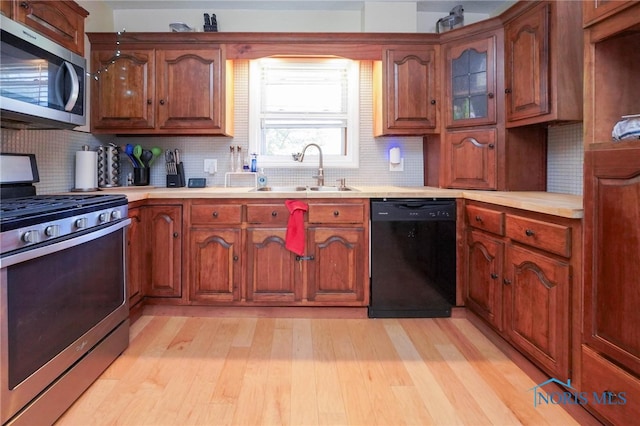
[95,186,583,218]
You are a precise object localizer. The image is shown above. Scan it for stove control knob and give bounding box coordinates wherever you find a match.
[99,212,109,223]
[44,225,60,238]
[75,218,88,229]
[21,230,40,244]
[111,210,122,220]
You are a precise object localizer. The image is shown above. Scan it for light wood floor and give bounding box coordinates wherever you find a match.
[57,313,598,426]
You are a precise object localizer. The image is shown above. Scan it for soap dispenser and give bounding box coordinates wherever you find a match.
[257,168,268,188]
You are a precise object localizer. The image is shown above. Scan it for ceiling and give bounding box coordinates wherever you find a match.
[101,0,513,14]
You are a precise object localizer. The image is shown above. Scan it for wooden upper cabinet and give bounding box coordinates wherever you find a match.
[156,49,227,132]
[443,128,497,189]
[374,45,439,136]
[583,0,636,26]
[87,33,233,136]
[504,1,583,127]
[6,0,88,55]
[91,49,156,131]
[444,32,499,128]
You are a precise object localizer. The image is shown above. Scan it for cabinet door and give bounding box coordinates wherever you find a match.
[127,207,145,308]
[584,145,640,374]
[466,230,504,330]
[189,228,241,302]
[12,0,88,55]
[445,34,497,128]
[307,227,367,305]
[246,228,300,303]
[90,49,156,131]
[504,2,550,122]
[156,49,223,131]
[145,205,182,298]
[504,244,570,380]
[375,47,438,135]
[444,128,497,189]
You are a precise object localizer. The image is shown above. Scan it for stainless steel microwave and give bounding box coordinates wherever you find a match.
[0,15,86,129]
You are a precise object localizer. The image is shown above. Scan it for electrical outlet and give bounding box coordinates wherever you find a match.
[204,159,217,174]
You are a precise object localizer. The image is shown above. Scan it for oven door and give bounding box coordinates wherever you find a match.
[0,219,130,424]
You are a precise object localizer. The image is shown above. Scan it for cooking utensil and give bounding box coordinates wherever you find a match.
[141,149,153,168]
[133,144,144,168]
[150,147,162,166]
[121,145,139,168]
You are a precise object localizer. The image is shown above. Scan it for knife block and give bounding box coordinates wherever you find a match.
[166,163,186,188]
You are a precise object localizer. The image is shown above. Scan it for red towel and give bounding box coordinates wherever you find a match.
[285,199,308,256]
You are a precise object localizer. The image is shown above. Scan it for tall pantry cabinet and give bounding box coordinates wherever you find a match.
[581,2,640,424]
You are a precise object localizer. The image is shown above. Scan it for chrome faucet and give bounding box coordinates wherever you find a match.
[292,143,324,186]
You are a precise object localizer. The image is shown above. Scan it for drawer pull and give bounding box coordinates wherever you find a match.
[475,215,483,222]
[333,211,340,216]
[503,278,512,285]
[491,273,498,279]
[173,232,179,238]
[212,211,219,218]
[271,211,278,217]
[233,255,239,261]
[525,229,535,237]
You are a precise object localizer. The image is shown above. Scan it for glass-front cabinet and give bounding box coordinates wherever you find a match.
[444,33,497,128]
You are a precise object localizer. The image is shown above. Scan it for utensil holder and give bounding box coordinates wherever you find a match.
[133,168,150,186]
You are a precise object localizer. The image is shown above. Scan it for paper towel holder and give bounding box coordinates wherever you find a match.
[389,146,404,172]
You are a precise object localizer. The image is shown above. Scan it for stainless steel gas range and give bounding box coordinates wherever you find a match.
[0,153,131,425]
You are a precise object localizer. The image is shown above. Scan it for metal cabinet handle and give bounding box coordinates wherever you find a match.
[147,99,152,105]
[212,211,219,218]
[20,2,29,9]
[159,99,166,105]
[491,273,498,279]
[488,92,495,99]
[503,278,512,285]
[173,232,179,238]
[525,229,535,237]
[488,144,495,149]
[333,211,340,216]
[475,215,482,222]
[271,211,278,217]
[505,88,512,94]
[233,255,239,261]
[430,99,436,105]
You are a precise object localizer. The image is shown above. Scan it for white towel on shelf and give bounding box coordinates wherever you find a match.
[612,116,640,141]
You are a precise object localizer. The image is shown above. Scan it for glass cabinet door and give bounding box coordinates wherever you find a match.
[445,35,497,128]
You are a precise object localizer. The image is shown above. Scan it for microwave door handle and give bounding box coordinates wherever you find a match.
[55,61,80,112]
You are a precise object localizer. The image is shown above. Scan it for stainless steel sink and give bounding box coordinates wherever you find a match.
[250,185,357,192]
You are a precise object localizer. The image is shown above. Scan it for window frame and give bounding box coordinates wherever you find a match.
[248,57,360,169]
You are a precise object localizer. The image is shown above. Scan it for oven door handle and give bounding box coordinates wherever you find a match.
[0,219,131,268]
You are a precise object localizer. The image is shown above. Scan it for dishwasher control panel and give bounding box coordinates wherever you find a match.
[371,199,456,222]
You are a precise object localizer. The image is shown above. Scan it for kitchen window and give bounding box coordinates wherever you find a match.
[249,57,359,168]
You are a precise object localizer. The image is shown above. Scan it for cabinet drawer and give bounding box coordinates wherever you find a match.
[505,214,571,257]
[246,204,290,225]
[191,204,242,225]
[581,346,640,425]
[308,204,364,224]
[466,205,504,235]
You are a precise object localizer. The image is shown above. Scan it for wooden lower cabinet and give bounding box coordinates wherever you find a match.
[144,204,183,298]
[463,201,579,382]
[246,227,300,303]
[504,243,570,381]
[126,206,145,308]
[189,228,242,302]
[307,227,367,304]
[182,198,369,307]
[465,229,504,330]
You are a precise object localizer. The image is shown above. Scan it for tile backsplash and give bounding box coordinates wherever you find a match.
[1,64,584,196]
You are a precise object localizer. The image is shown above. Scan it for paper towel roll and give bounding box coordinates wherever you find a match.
[75,150,98,190]
[390,147,401,164]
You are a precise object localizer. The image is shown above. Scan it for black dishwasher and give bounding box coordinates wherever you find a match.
[369,199,456,318]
